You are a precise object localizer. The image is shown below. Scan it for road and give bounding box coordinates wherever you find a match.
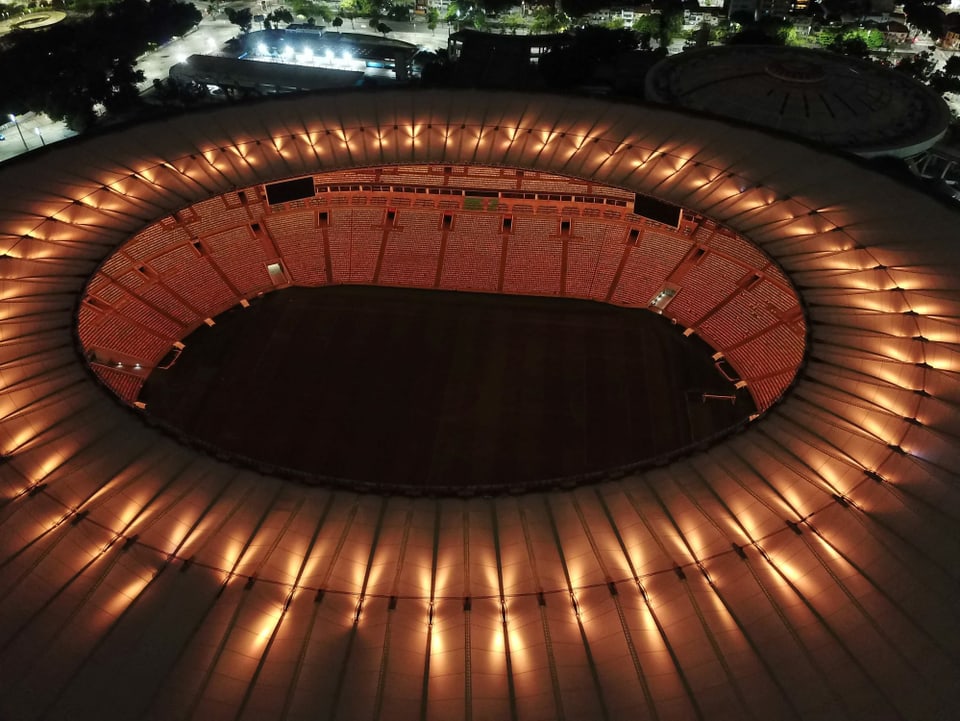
[0,112,75,164]
[134,16,241,91]
[1,10,451,164]
[1,13,242,165]
[0,5,954,165]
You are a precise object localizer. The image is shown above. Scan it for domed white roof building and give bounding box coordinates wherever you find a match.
[0,90,958,720]
[646,46,951,159]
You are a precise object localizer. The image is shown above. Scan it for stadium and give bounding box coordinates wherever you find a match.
[0,89,958,720]
[645,45,952,159]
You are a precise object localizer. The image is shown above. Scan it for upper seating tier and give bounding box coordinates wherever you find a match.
[79,167,804,411]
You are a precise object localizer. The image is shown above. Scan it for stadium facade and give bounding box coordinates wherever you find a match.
[0,90,958,720]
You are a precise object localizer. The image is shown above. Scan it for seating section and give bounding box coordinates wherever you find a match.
[520,179,590,194]
[183,196,254,237]
[326,208,384,284]
[746,369,797,413]
[264,212,327,286]
[79,305,173,366]
[316,169,378,184]
[610,228,692,307]
[79,172,806,412]
[699,294,776,349]
[160,257,237,317]
[147,243,198,275]
[699,226,772,271]
[667,252,741,327]
[92,365,145,404]
[379,211,443,287]
[106,292,182,340]
[463,166,500,176]
[727,322,805,381]
[584,226,629,303]
[77,303,104,350]
[137,282,202,325]
[438,214,502,292]
[746,276,798,314]
[611,247,660,307]
[502,217,562,295]
[564,221,613,298]
[111,268,147,292]
[204,226,273,294]
[239,187,265,217]
[86,275,127,307]
[380,169,447,187]
[124,222,191,260]
[456,176,517,190]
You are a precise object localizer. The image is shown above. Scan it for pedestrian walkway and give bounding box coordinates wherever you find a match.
[0,113,75,165]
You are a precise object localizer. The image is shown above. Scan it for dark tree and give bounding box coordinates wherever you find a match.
[226,6,253,32]
[903,0,946,39]
[476,0,515,14]
[829,34,869,57]
[539,26,639,87]
[386,3,410,21]
[0,0,200,129]
[560,0,613,19]
[896,50,936,82]
[930,54,960,94]
[266,7,294,25]
[727,26,784,44]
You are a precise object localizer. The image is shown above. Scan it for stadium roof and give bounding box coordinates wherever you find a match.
[170,54,365,91]
[646,46,951,158]
[0,90,958,720]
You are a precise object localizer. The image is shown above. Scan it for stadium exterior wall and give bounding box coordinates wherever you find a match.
[0,90,957,720]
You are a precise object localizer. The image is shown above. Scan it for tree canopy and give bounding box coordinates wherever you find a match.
[0,0,200,130]
[539,26,640,86]
[266,8,294,25]
[290,0,333,22]
[226,6,253,31]
[725,16,799,46]
[897,50,960,95]
[902,0,947,39]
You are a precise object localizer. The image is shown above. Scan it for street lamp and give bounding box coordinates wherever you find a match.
[7,114,28,152]
[34,127,45,147]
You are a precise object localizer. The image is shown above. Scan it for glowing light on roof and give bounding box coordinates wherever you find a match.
[0,91,956,721]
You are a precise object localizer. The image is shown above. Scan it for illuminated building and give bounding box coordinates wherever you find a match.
[0,90,957,720]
